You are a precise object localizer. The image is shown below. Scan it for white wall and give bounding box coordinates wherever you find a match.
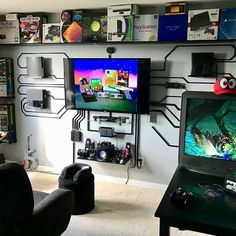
[0,42,235,185]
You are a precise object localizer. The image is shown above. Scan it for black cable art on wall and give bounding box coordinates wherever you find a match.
[17,52,68,119]
[150,44,236,148]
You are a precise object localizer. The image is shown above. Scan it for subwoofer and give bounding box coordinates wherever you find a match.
[96,142,115,162]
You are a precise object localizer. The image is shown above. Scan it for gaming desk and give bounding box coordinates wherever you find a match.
[155,166,236,236]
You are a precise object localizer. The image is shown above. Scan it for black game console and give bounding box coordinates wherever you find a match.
[190,11,211,31]
[170,187,194,207]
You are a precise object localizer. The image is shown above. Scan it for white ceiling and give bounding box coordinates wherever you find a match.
[0,0,231,14]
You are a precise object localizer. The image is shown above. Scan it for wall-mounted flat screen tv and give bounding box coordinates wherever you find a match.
[179,91,236,176]
[64,58,150,114]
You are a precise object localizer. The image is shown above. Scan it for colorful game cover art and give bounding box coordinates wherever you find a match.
[19,14,47,43]
[184,98,236,161]
[73,59,138,112]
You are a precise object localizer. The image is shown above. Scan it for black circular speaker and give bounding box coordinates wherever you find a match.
[96,143,115,162]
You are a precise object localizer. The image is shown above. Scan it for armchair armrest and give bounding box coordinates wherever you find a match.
[26,188,74,236]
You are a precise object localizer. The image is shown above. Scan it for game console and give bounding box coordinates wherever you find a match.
[187,9,219,40]
[26,56,44,78]
[26,89,48,109]
[97,92,110,98]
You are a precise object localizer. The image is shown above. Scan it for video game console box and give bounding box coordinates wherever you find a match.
[107,4,139,17]
[0,14,20,44]
[60,9,83,43]
[43,23,61,43]
[133,14,158,41]
[19,14,48,43]
[219,8,236,40]
[107,16,133,41]
[82,16,107,42]
[158,14,188,41]
[187,9,219,41]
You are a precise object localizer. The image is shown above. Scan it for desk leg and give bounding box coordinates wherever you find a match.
[159,218,170,236]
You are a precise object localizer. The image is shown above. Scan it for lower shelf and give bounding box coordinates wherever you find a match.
[77,156,132,165]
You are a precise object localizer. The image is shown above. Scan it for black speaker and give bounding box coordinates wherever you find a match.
[191,53,216,77]
[85,138,91,152]
[96,142,115,162]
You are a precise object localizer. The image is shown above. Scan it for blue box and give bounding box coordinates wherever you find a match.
[158,14,188,41]
[219,8,236,40]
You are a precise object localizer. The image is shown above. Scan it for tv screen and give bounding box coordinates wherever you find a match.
[179,91,236,176]
[64,58,150,114]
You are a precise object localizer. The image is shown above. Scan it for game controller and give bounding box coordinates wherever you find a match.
[170,187,194,207]
[204,28,214,35]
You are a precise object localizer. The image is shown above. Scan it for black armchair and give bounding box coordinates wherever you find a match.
[0,163,74,236]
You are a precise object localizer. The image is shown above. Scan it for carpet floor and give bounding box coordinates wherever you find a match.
[27,171,211,236]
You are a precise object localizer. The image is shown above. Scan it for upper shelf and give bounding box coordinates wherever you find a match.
[1,39,236,47]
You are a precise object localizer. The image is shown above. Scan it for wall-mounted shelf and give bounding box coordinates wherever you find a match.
[77,155,132,165]
[0,39,236,47]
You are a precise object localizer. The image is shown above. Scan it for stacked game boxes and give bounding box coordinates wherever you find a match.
[0,58,14,98]
[107,4,139,41]
[158,2,188,41]
[0,103,16,144]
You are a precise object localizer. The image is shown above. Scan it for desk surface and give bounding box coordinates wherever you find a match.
[155,166,236,235]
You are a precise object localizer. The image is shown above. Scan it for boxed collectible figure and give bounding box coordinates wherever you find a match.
[219,8,236,40]
[61,9,83,43]
[0,14,19,44]
[107,16,133,41]
[19,14,47,43]
[134,14,158,41]
[187,9,219,40]
[43,23,60,43]
[82,16,107,42]
[158,14,188,41]
[107,4,139,17]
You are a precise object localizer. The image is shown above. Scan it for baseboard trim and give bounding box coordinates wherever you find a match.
[37,165,167,191]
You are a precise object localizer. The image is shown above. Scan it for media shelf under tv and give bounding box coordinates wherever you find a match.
[93,115,130,125]
[77,149,132,166]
